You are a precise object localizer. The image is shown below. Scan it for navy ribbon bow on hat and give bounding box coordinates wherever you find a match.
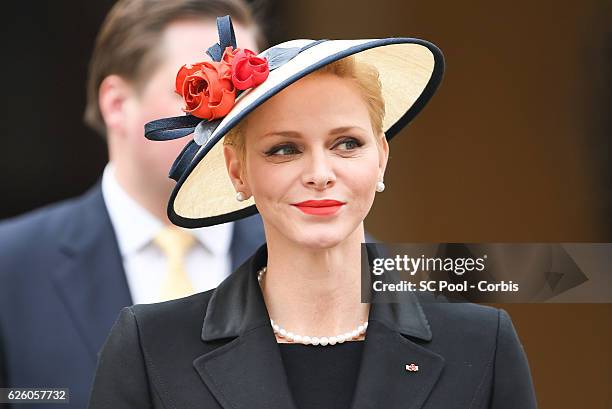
[144,15,237,182]
[144,15,326,182]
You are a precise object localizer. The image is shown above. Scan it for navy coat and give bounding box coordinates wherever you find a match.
[0,182,266,408]
[88,243,537,409]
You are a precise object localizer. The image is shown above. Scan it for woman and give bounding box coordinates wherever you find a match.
[88,16,537,409]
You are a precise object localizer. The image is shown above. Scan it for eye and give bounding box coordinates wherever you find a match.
[265,143,301,156]
[335,137,362,151]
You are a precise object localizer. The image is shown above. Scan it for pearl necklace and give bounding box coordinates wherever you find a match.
[257,266,368,346]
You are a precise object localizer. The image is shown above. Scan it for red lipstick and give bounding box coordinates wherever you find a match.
[292,200,345,216]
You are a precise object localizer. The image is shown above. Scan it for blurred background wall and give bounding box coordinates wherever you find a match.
[1,0,610,407]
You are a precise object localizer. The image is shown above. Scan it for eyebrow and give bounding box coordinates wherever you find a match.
[260,126,368,139]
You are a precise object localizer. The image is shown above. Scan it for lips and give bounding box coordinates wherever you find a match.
[292,199,345,216]
[294,199,345,207]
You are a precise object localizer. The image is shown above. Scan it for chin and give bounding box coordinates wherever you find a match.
[262,206,365,250]
[289,223,355,250]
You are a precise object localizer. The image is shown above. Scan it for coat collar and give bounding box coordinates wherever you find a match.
[201,242,432,342]
[195,243,444,409]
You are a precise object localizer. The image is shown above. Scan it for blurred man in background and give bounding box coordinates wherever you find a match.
[0,0,265,407]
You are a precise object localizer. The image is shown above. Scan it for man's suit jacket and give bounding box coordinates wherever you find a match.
[88,243,537,409]
[0,182,266,408]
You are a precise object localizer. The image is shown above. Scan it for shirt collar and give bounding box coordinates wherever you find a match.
[101,163,233,256]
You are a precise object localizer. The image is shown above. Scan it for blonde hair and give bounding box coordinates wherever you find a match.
[223,55,385,166]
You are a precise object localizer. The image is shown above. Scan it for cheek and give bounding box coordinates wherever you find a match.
[147,139,187,167]
[137,86,185,130]
[246,159,297,204]
[123,96,190,170]
[139,93,184,124]
[341,155,380,195]
[337,155,380,220]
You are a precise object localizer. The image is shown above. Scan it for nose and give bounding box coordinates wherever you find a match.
[301,148,336,190]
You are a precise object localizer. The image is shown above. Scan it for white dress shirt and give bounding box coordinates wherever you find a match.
[101,163,234,304]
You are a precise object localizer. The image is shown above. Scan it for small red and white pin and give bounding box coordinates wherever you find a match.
[405,363,419,372]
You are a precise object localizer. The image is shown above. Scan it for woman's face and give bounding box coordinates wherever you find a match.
[225,72,389,249]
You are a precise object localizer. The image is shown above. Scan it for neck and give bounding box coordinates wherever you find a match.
[110,159,173,225]
[260,225,370,340]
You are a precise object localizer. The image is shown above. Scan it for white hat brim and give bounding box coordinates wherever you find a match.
[169,37,444,227]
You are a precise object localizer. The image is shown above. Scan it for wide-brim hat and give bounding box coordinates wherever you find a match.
[145,16,445,228]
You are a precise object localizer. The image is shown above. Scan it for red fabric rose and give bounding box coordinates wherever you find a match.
[173,46,268,120]
[176,61,236,120]
[221,46,239,66]
[231,49,269,90]
[219,46,239,78]
[175,62,205,95]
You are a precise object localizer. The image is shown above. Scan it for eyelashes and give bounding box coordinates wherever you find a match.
[337,138,362,151]
[264,137,364,157]
[264,143,300,156]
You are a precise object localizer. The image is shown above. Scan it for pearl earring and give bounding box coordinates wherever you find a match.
[375,180,385,193]
[235,191,246,202]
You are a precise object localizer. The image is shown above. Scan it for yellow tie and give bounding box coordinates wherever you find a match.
[154,226,196,301]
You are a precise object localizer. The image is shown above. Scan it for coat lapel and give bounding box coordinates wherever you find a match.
[194,244,298,409]
[193,325,298,409]
[352,244,445,409]
[194,243,444,409]
[51,183,132,359]
[350,305,445,409]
